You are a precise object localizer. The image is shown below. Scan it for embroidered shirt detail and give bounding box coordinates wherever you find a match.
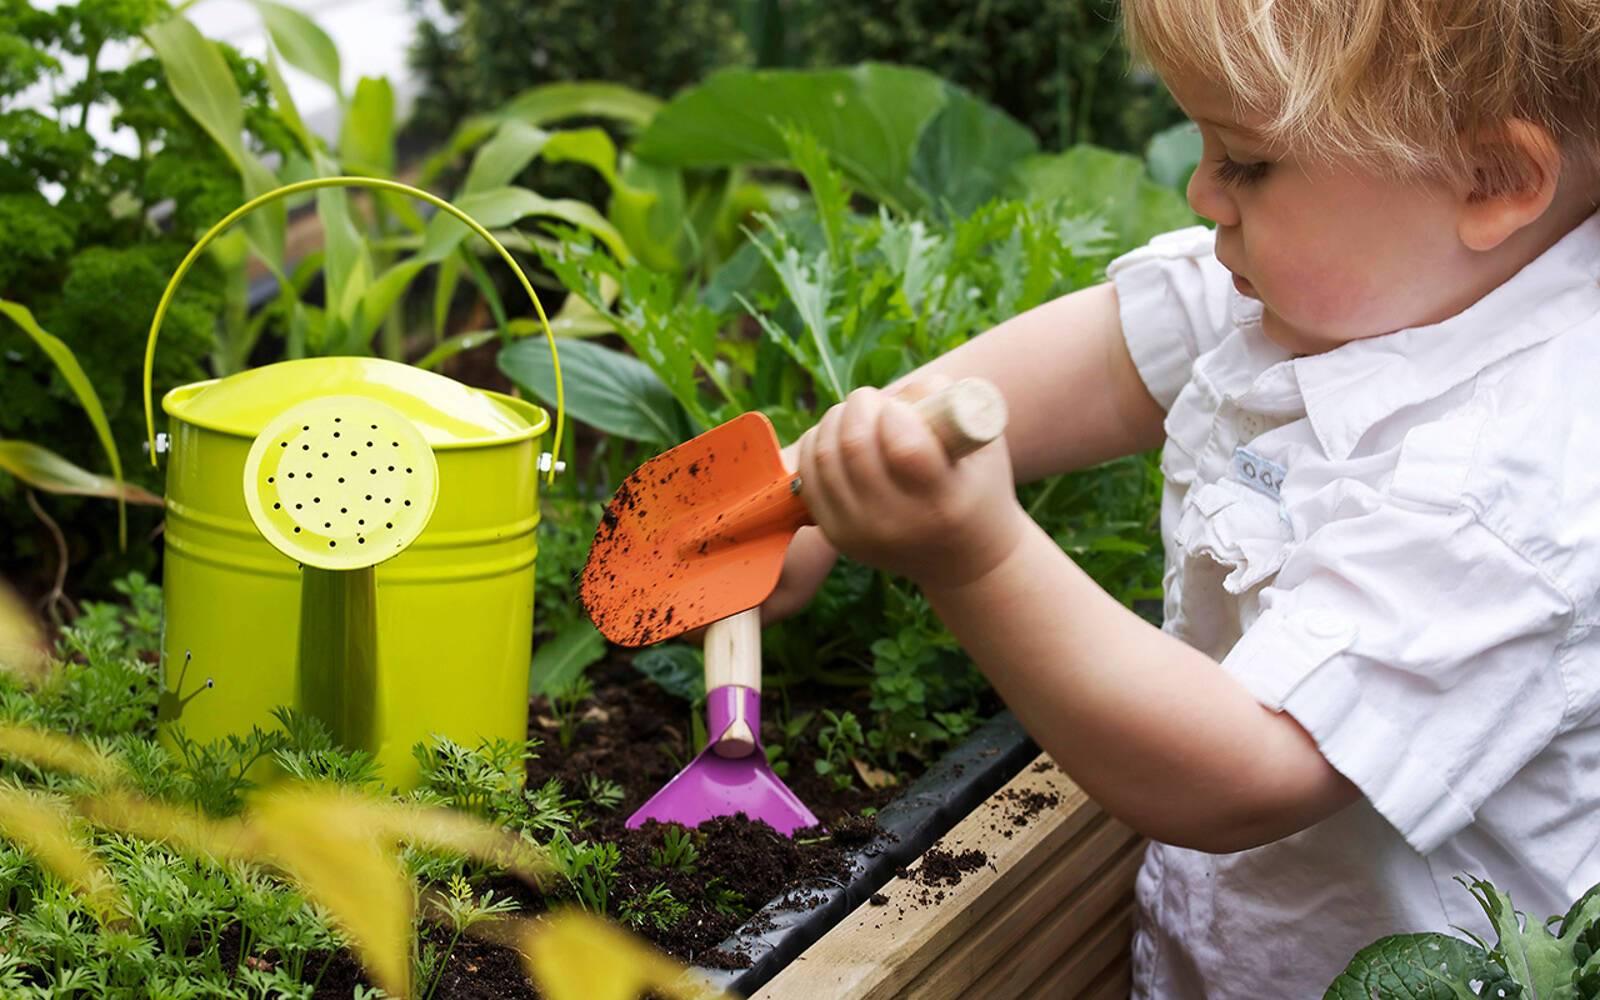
[1231,446,1285,500]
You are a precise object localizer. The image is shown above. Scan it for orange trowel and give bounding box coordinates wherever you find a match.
[579,377,1008,835]
[579,377,1008,648]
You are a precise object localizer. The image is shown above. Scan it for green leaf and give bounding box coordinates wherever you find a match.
[250,0,341,100]
[419,186,632,265]
[543,129,620,187]
[630,644,705,703]
[530,622,605,698]
[608,156,687,273]
[421,81,661,185]
[146,15,285,271]
[1008,145,1198,248]
[908,85,1039,218]
[0,441,161,506]
[0,300,131,545]
[633,64,954,213]
[498,336,686,446]
[1323,934,1511,1000]
[340,77,394,177]
[1468,878,1570,999]
[463,122,551,195]
[262,45,315,155]
[1146,121,1203,190]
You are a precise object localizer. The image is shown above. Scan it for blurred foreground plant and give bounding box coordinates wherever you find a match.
[0,607,732,999]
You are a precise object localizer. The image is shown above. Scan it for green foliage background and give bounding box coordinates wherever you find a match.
[407,0,1184,155]
[0,2,294,592]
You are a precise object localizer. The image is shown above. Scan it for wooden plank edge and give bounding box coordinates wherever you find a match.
[752,755,1096,1000]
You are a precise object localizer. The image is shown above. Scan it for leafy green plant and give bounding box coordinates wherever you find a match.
[419,873,519,1000]
[649,825,699,874]
[813,710,865,791]
[548,831,620,915]
[581,773,624,812]
[618,882,688,932]
[1326,876,1600,999]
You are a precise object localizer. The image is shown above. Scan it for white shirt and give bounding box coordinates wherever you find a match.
[1107,215,1600,999]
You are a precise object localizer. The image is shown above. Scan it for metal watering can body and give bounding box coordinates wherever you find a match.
[144,179,567,788]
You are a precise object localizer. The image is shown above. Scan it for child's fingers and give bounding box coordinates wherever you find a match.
[838,388,895,504]
[878,396,950,492]
[799,406,846,530]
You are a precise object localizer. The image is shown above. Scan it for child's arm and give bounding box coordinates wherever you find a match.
[793,385,1360,853]
[763,281,1167,623]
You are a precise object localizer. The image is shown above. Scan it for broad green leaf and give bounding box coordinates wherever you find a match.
[250,0,341,100]
[419,187,631,265]
[0,301,133,544]
[340,76,395,177]
[146,15,285,270]
[1323,933,1510,1000]
[1008,145,1197,248]
[498,336,685,446]
[1146,121,1203,190]
[609,156,687,273]
[492,81,662,130]
[530,622,605,697]
[542,128,620,187]
[415,328,497,372]
[263,45,315,154]
[0,441,161,505]
[908,85,1038,217]
[629,644,705,704]
[464,121,551,194]
[317,179,374,353]
[633,64,952,213]
[350,258,428,346]
[421,81,662,185]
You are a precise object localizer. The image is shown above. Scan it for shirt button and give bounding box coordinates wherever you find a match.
[1304,612,1348,638]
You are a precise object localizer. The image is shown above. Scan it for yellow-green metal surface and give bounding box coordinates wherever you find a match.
[148,178,563,790]
[242,395,440,570]
[159,356,548,787]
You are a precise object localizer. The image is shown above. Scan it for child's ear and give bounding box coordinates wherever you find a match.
[1457,119,1563,252]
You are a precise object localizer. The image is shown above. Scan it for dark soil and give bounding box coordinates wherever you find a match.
[307,652,913,998]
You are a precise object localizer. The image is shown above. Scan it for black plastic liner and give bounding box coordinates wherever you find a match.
[696,710,1039,996]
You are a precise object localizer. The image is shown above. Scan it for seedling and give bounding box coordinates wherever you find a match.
[619,883,688,932]
[814,710,865,792]
[649,825,699,874]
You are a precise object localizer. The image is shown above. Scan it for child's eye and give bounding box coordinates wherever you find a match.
[1212,155,1272,188]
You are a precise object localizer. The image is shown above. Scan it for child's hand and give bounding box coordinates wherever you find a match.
[796,379,1029,590]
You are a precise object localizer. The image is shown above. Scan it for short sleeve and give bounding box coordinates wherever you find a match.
[1219,502,1572,854]
[1106,225,1234,411]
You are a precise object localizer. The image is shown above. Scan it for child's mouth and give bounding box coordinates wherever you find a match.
[1231,272,1259,299]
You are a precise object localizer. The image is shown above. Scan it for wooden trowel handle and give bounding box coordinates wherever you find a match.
[907,377,1008,460]
[704,608,761,757]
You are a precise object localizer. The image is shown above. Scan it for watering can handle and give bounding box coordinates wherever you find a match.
[141,175,566,484]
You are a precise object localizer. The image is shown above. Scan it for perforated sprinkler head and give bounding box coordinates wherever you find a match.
[242,396,439,569]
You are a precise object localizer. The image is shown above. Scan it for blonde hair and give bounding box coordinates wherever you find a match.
[1122,0,1600,190]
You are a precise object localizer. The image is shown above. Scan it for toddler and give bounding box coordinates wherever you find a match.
[766,0,1600,995]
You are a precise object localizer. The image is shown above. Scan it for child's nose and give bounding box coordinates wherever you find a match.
[1186,167,1240,228]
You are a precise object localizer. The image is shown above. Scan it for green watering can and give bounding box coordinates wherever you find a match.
[141,178,567,787]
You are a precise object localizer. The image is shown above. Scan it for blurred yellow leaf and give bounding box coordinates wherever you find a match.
[0,722,126,785]
[522,909,733,1000]
[0,584,50,683]
[80,790,251,861]
[251,786,413,997]
[0,786,121,915]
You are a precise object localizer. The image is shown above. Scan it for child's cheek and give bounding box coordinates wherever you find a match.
[1262,251,1390,339]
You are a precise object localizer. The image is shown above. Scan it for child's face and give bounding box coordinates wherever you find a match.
[1167,74,1482,355]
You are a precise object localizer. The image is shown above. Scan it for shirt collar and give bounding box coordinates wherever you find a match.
[1262,211,1600,461]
